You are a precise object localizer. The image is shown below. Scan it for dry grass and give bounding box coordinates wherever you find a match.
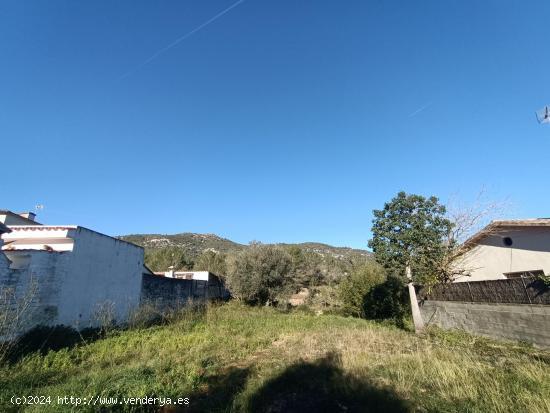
[0,302,548,412]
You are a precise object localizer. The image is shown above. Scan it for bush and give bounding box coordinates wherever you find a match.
[339,262,386,318]
[363,276,409,325]
[194,251,227,276]
[306,285,342,313]
[226,243,294,305]
[144,247,194,272]
[285,246,324,287]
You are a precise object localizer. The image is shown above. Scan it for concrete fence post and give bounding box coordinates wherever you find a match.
[406,265,425,333]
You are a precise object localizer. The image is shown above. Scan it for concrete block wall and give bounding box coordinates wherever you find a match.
[420,300,550,348]
[141,274,198,310]
[140,274,229,311]
[0,251,67,339]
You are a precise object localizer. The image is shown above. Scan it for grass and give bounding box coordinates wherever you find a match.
[1,302,549,412]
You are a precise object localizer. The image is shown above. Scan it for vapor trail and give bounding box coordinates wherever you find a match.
[408,102,433,118]
[119,0,246,80]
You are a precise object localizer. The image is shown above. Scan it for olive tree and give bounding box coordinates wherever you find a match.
[144,247,194,272]
[194,251,227,277]
[225,243,294,305]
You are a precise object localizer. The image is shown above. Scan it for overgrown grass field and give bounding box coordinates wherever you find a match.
[1,302,549,412]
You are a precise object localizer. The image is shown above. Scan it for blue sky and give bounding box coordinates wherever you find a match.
[1,0,549,249]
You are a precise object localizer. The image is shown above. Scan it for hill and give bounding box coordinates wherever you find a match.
[119,233,371,261]
[119,233,244,258]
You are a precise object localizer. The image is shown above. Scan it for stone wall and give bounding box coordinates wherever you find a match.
[420,300,550,348]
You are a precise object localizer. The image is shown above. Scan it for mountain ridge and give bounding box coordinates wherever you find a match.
[119,232,370,260]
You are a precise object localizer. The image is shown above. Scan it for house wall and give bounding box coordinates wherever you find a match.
[0,213,37,226]
[1,228,144,334]
[420,300,550,348]
[456,227,550,282]
[55,227,144,328]
[0,250,68,339]
[0,252,12,290]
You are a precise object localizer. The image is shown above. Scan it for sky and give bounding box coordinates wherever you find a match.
[1,0,549,249]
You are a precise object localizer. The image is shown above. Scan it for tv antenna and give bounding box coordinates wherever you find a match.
[535,105,550,124]
[35,204,44,211]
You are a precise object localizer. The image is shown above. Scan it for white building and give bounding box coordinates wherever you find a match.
[1,225,145,332]
[0,210,40,226]
[455,219,550,282]
[157,270,214,281]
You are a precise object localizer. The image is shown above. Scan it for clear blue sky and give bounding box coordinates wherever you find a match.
[1,0,549,249]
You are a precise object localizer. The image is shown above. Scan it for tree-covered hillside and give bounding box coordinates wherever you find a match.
[118,233,371,287]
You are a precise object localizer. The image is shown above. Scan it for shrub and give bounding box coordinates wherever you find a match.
[306,285,342,313]
[226,243,294,305]
[285,246,324,287]
[194,251,227,276]
[363,276,409,325]
[339,262,386,318]
[144,247,194,272]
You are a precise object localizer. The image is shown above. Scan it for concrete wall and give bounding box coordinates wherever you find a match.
[420,300,550,348]
[456,227,550,282]
[1,228,144,334]
[141,273,228,311]
[57,227,144,328]
[0,252,10,283]
[141,274,195,310]
[0,250,68,339]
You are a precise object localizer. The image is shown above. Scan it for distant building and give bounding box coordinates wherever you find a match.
[1,225,144,333]
[0,210,40,226]
[156,269,217,281]
[455,219,550,282]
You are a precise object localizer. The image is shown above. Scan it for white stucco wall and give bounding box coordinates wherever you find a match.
[56,227,144,328]
[455,227,550,282]
[0,227,144,333]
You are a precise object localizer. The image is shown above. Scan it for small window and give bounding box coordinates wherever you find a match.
[502,237,513,246]
[503,270,544,279]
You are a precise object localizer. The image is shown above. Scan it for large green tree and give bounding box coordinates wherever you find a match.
[368,191,454,285]
[368,192,454,332]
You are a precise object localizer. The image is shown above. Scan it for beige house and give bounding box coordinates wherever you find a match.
[454,219,550,282]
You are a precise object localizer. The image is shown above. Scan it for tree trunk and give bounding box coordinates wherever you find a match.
[406,265,425,333]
